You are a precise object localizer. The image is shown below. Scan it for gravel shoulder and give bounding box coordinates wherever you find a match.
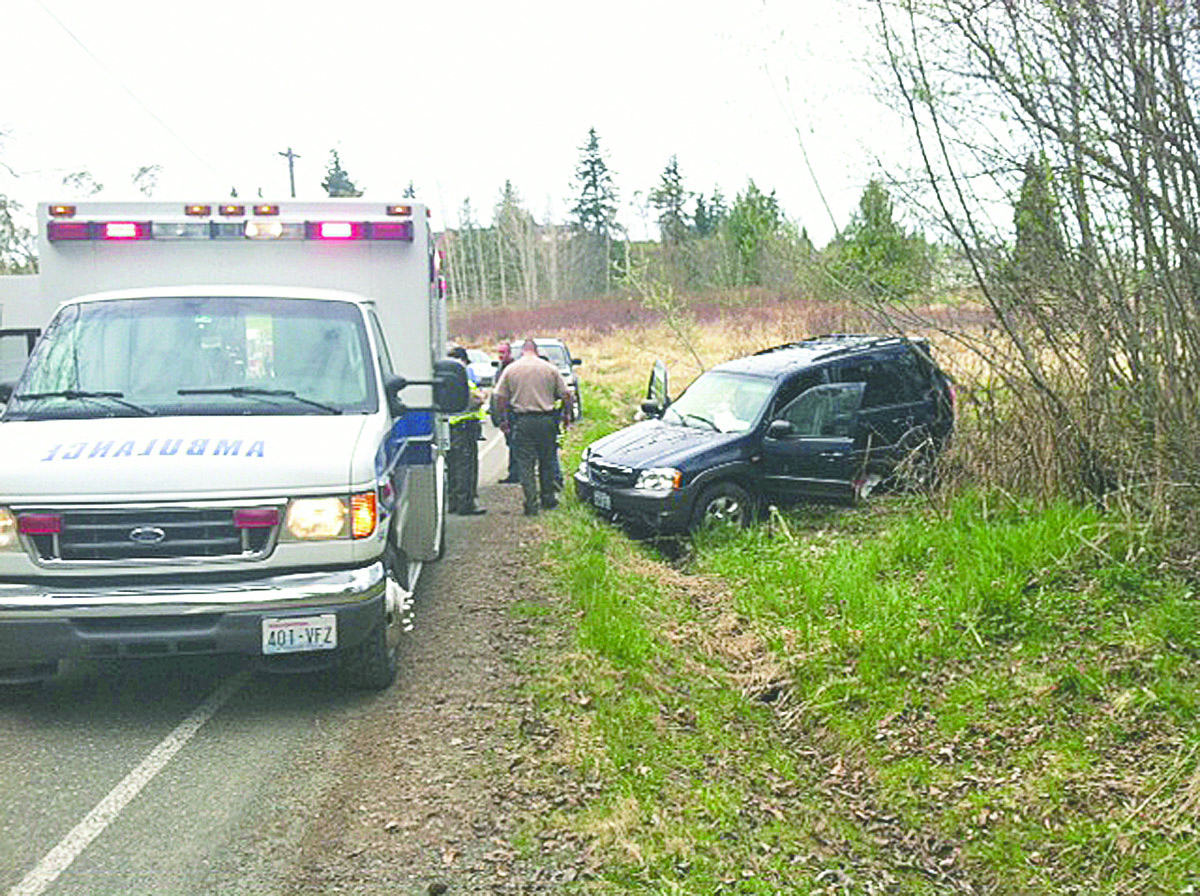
[288,480,575,896]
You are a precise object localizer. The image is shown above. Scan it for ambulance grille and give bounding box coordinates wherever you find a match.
[28,507,275,563]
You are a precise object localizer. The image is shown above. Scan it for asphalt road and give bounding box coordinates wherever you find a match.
[0,425,513,896]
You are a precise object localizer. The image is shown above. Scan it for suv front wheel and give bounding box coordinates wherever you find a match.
[690,481,755,531]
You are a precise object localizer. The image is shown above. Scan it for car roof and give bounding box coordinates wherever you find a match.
[713,334,932,380]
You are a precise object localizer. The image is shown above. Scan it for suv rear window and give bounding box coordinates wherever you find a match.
[835,352,930,408]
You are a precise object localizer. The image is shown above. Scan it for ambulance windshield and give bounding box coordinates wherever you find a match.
[5,296,378,419]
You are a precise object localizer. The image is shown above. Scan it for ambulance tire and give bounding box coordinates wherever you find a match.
[341,536,405,690]
[339,610,397,691]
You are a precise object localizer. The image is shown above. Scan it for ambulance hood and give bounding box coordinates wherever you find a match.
[0,415,381,502]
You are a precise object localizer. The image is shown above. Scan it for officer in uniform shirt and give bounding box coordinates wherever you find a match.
[491,339,571,516]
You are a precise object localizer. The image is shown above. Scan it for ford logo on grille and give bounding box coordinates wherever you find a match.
[129,526,166,545]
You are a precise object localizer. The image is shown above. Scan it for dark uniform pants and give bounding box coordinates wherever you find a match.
[512,413,559,513]
[448,419,481,513]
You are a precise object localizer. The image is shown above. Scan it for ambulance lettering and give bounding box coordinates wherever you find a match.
[39,438,267,460]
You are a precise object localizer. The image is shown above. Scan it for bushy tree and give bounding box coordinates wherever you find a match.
[1011,153,1065,286]
[322,150,363,197]
[0,195,36,274]
[725,180,784,285]
[833,178,930,299]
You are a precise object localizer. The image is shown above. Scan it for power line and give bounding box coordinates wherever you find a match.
[32,0,224,182]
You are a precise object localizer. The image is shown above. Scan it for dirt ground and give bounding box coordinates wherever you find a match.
[288,480,580,896]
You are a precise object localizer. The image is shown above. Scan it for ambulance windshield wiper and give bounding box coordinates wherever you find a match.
[16,389,156,416]
[177,386,342,415]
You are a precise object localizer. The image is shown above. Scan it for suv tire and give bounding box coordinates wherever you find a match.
[690,481,754,531]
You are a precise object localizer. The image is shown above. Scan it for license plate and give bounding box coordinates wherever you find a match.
[262,614,337,655]
[593,490,612,511]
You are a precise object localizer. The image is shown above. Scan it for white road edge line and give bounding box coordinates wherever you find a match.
[7,668,252,896]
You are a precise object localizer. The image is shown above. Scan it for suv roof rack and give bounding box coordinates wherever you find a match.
[753,333,927,363]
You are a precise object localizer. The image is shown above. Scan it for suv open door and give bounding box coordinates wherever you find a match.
[641,360,669,417]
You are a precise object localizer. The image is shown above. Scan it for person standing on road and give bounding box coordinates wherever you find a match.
[490,340,519,484]
[492,339,571,516]
[447,345,486,516]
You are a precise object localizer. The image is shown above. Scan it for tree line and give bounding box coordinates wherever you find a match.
[437,128,937,308]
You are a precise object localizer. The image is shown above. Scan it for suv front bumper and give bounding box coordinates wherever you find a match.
[573,473,693,533]
[0,563,386,671]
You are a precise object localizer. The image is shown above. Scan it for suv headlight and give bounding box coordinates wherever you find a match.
[577,448,591,478]
[634,467,681,493]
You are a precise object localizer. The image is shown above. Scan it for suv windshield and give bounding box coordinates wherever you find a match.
[5,296,377,420]
[663,371,773,433]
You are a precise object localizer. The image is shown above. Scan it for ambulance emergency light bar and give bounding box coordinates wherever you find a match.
[45,204,416,242]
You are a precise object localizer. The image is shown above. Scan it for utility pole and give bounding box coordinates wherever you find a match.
[277,147,300,198]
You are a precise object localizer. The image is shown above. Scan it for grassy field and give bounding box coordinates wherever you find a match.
[463,301,1200,894]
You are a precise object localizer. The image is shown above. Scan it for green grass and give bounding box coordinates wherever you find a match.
[510,381,1200,893]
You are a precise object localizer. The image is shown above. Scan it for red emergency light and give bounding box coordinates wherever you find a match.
[18,513,62,535]
[307,221,365,241]
[234,507,280,529]
[100,221,151,240]
[46,221,94,241]
[368,221,413,240]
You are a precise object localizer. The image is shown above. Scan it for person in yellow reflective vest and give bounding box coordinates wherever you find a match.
[447,346,486,515]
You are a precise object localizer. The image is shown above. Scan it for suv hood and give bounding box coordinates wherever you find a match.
[588,419,742,470]
[0,415,374,502]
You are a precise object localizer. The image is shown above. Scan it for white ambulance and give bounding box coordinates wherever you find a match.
[0,200,467,689]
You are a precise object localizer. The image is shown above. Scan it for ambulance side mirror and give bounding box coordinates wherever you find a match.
[384,362,470,416]
[432,360,470,413]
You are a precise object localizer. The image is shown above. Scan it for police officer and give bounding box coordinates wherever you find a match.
[490,340,519,484]
[447,345,486,515]
[492,339,571,516]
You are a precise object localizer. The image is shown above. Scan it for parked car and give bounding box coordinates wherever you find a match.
[511,337,583,420]
[465,348,496,387]
[574,335,954,533]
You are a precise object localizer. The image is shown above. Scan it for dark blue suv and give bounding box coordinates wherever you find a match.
[573,335,954,532]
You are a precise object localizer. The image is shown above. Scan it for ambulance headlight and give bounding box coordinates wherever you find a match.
[284,498,348,540]
[0,508,16,550]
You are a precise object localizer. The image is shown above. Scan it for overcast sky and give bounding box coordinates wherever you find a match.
[2,0,910,245]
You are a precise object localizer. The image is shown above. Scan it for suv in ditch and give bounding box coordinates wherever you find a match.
[574,335,954,532]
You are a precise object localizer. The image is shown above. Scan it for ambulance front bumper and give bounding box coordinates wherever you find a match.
[0,563,386,672]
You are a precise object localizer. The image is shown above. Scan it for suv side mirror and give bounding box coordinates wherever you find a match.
[572,358,582,367]
[0,383,13,403]
[640,399,664,418]
[767,419,794,439]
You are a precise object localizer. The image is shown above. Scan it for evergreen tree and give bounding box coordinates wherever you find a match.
[322,150,363,197]
[570,128,618,238]
[693,194,712,237]
[835,178,930,299]
[1011,153,1065,284]
[649,155,691,244]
